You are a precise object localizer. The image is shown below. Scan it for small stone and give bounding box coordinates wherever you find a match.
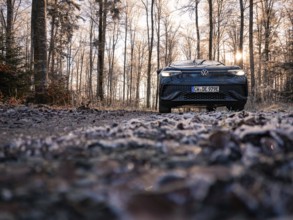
[176,123,184,130]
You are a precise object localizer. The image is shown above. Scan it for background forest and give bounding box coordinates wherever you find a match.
[0,0,292,108]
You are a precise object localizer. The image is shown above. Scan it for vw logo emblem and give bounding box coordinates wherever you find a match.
[201,69,209,76]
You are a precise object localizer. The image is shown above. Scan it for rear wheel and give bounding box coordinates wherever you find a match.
[226,103,245,111]
[159,102,171,113]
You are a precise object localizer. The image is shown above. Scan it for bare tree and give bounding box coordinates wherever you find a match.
[215,0,226,62]
[181,30,196,60]
[123,2,128,102]
[135,39,148,107]
[249,0,256,97]
[96,0,108,101]
[155,0,162,69]
[195,0,201,58]
[140,0,155,108]
[128,23,136,103]
[179,0,201,58]
[89,19,94,99]
[148,0,155,108]
[96,0,120,102]
[162,15,180,66]
[106,20,119,104]
[31,0,48,102]
[238,0,244,68]
[155,0,163,109]
[208,0,213,60]
[48,0,57,76]
[260,0,276,88]
[5,0,13,64]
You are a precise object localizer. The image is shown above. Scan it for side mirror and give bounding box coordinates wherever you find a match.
[156,69,162,74]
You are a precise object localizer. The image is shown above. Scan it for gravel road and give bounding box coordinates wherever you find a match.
[0,105,293,220]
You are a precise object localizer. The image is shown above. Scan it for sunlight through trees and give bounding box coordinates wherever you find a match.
[0,0,292,106]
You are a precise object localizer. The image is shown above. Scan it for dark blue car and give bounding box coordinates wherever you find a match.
[158,60,248,113]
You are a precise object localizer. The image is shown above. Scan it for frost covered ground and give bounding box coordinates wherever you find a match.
[0,105,293,220]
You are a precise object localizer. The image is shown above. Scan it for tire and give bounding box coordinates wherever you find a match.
[206,106,216,112]
[226,103,245,111]
[159,102,171,113]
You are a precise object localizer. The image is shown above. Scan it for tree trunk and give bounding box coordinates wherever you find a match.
[76,51,80,92]
[32,0,48,103]
[141,0,154,108]
[263,4,270,88]
[48,0,57,77]
[239,0,244,68]
[129,29,135,104]
[216,0,221,61]
[89,19,94,100]
[146,0,155,108]
[97,0,107,101]
[261,0,276,99]
[67,43,72,91]
[155,0,162,110]
[208,0,213,60]
[25,20,30,69]
[249,0,255,97]
[164,22,168,66]
[195,0,201,58]
[6,0,14,64]
[79,48,84,94]
[123,11,128,103]
[109,21,119,104]
[256,5,262,100]
[136,43,142,108]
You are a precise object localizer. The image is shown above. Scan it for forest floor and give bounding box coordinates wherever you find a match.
[0,104,293,220]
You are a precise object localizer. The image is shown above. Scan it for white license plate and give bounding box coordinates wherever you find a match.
[191,86,219,93]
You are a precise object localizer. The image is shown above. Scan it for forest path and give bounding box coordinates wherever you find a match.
[0,106,151,147]
[0,105,293,220]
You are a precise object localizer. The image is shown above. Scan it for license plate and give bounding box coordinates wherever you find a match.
[191,86,219,93]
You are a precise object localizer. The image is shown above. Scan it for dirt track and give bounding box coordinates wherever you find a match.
[0,105,293,220]
[0,105,151,146]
